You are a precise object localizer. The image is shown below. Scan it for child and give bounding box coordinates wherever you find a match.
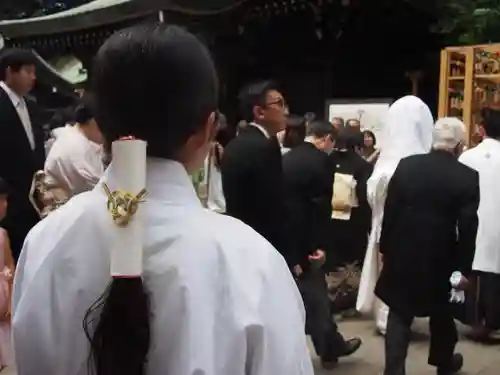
[0,177,14,370]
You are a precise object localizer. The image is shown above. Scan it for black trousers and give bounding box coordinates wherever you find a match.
[476,271,500,330]
[384,304,458,375]
[297,267,346,361]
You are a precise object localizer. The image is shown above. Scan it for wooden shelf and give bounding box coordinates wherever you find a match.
[439,43,500,146]
[476,74,500,83]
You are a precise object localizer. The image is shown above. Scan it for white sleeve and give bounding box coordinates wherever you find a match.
[12,205,111,375]
[148,233,314,375]
[76,148,105,190]
[246,253,314,375]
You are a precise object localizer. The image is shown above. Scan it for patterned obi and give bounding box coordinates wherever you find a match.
[29,170,70,219]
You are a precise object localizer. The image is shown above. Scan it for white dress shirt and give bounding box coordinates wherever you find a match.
[249,122,270,138]
[0,81,35,149]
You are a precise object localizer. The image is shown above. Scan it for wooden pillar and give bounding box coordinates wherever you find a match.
[438,49,450,118]
[463,47,474,144]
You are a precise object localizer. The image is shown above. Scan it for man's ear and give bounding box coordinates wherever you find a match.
[478,125,486,139]
[205,111,217,142]
[252,105,265,121]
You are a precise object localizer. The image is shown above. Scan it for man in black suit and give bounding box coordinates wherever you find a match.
[375,118,479,375]
[282,120,362,369]
[221,81,299,267]
[0,49,45,260]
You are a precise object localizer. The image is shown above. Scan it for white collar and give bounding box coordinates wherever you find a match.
[480,138,500,148]
[98,158,201,207]
[304,136,315,144]
[249,122,270,139]
[0,81,23,107]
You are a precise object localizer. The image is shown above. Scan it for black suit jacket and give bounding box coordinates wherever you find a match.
[0,86,45,259]
[324,150,373,268]
[221,126,294,265]
[282,142,333,269]
[375,150,479,317]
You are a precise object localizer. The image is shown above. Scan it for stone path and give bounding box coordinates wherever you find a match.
[4,318,500,374]
[312,317,500,375]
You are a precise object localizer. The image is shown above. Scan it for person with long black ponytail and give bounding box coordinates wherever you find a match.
[11,23,314,375]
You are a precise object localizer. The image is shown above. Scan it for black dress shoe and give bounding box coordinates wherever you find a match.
[437,353,463,375]
[339,337,362,357]
[320,358,338,370]
[320,337,362,369]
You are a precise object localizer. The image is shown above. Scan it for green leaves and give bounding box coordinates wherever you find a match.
[435,0,500,44]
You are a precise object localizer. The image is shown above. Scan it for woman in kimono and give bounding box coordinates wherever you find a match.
[356,95,434,334]
[13,23,313,375]
[30,95,105,219]
[45,94,105,195]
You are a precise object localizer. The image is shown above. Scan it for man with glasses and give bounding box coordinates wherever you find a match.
[221,80,299,270]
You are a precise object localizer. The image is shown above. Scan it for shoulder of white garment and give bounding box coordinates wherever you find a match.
[16,187,292,300]
[458,146,481,167]
[13,189,313,375]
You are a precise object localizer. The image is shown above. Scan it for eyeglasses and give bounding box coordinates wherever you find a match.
[266,97,287,109]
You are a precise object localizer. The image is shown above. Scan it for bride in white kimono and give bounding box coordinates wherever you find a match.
[12,24,313,375]
[356,95,434,334]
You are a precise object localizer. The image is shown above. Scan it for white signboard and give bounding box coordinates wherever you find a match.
[326,99,392,140]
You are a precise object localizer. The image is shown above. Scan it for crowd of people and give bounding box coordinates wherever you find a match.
[0,23,498,375]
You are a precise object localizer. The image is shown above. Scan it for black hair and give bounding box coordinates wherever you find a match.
[336,129,362,150]
[48,106,75,130]
[362,130,377,147]
[93,23,218,158]
[331,117,345,127]
[346,118,360,126]
[307,119,338,139]
[238,80,278,123]
[482,108,500,139]
[0,177,9,196]
[83,23,218,375]
[74,93,96,125]
[481,107,492,121]
[283,114,306,148]
[0,48,36,81]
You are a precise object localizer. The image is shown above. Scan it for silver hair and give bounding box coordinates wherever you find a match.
[432,117,467,150]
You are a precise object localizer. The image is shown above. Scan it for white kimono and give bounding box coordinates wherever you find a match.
[460,138,500,275]
[356,96,434,332]
[44,125,105,195]
[13,158,313,375]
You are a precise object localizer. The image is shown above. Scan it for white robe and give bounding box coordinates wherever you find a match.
[459,138,500,275]
[44,125,105,195]
[356,95,434,331]
[13,158,313,375]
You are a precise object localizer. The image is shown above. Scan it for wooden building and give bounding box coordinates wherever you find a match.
[0,0,442,123]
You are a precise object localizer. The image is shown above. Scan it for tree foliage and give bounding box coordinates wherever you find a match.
[435,0,500,44]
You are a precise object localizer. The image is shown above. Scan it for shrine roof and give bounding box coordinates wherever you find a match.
[0,0,247,38]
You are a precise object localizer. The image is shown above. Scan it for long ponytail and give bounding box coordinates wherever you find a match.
[83,138,150,375]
